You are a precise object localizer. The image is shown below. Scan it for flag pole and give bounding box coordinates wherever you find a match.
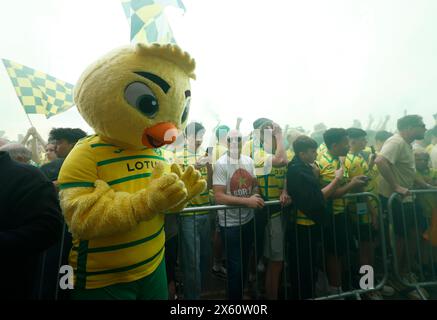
[21,107,41,164]
[24,112,35,128]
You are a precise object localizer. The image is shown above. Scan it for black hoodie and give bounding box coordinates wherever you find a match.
[286,155,326,224]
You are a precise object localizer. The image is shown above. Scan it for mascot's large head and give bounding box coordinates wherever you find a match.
[74,43,195,149]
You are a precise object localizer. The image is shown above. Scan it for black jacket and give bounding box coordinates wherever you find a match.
[286,156,326,224]
[40,158,64,181]
[0,151,63,299]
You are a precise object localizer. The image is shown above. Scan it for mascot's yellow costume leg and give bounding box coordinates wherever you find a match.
[58,43,206,300]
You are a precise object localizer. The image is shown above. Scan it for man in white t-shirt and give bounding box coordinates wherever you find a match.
[213,129,264,300]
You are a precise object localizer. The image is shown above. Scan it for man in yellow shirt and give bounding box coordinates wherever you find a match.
[253,123,288,300]
[242,118,271,267]
[318,128,368,296]
[242,118,273,159]
[174,122,211,299]
[344,128,382,299]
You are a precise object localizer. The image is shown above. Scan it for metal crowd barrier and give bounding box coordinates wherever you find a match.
[387,189,437,300]
[168,192,389,300]
[168,201,282,300]
[39,193,391,300]
[312,192,389,300]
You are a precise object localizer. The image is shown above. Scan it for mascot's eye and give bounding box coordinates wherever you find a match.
[125,82,159,118]
[181,97,190,123]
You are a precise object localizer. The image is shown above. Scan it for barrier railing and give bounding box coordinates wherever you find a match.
[387,189,437,300]
[41,192,391,300]
[169,201,282,300]
[167,192,389,300]
[311,192,389,300]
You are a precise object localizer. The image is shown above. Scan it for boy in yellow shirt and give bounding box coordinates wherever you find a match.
[344,128,381,299]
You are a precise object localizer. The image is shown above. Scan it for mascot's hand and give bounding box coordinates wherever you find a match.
[166,164,207,214]
[171,164,206,200]
[140,162,188,218]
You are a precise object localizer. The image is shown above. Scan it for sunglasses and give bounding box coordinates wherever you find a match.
[227,137,242,143]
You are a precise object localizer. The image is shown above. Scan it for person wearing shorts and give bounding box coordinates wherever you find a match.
[264,207,286,264]
[252,122,288,300]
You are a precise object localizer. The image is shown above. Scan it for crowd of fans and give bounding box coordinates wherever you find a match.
[1,112,437,300]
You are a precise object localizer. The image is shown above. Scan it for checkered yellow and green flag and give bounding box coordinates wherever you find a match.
[2,59,74,118]
[121,0,186,44]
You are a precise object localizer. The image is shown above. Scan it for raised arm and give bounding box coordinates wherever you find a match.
[271,123,288,167]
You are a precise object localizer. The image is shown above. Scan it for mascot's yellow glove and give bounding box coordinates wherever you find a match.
[60,162,188,240]
[137,162,189,214]
[167,163,207,213]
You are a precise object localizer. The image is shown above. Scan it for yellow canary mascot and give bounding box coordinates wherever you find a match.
[58,43,206,300]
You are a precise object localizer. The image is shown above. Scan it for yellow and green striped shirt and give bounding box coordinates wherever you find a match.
[254,149,285,218]
[344,151,380,194]
[174,146,210,216]
[317,143,328,161]
[344,152,372,224]
[58,135,168,289]
[319,151,349,215]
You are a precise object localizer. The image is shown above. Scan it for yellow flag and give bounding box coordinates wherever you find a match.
[2,59,74,118]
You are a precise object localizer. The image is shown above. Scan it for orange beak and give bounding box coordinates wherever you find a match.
[142,122,178,148]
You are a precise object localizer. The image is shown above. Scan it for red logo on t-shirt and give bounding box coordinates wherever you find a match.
[230,168,253,197]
